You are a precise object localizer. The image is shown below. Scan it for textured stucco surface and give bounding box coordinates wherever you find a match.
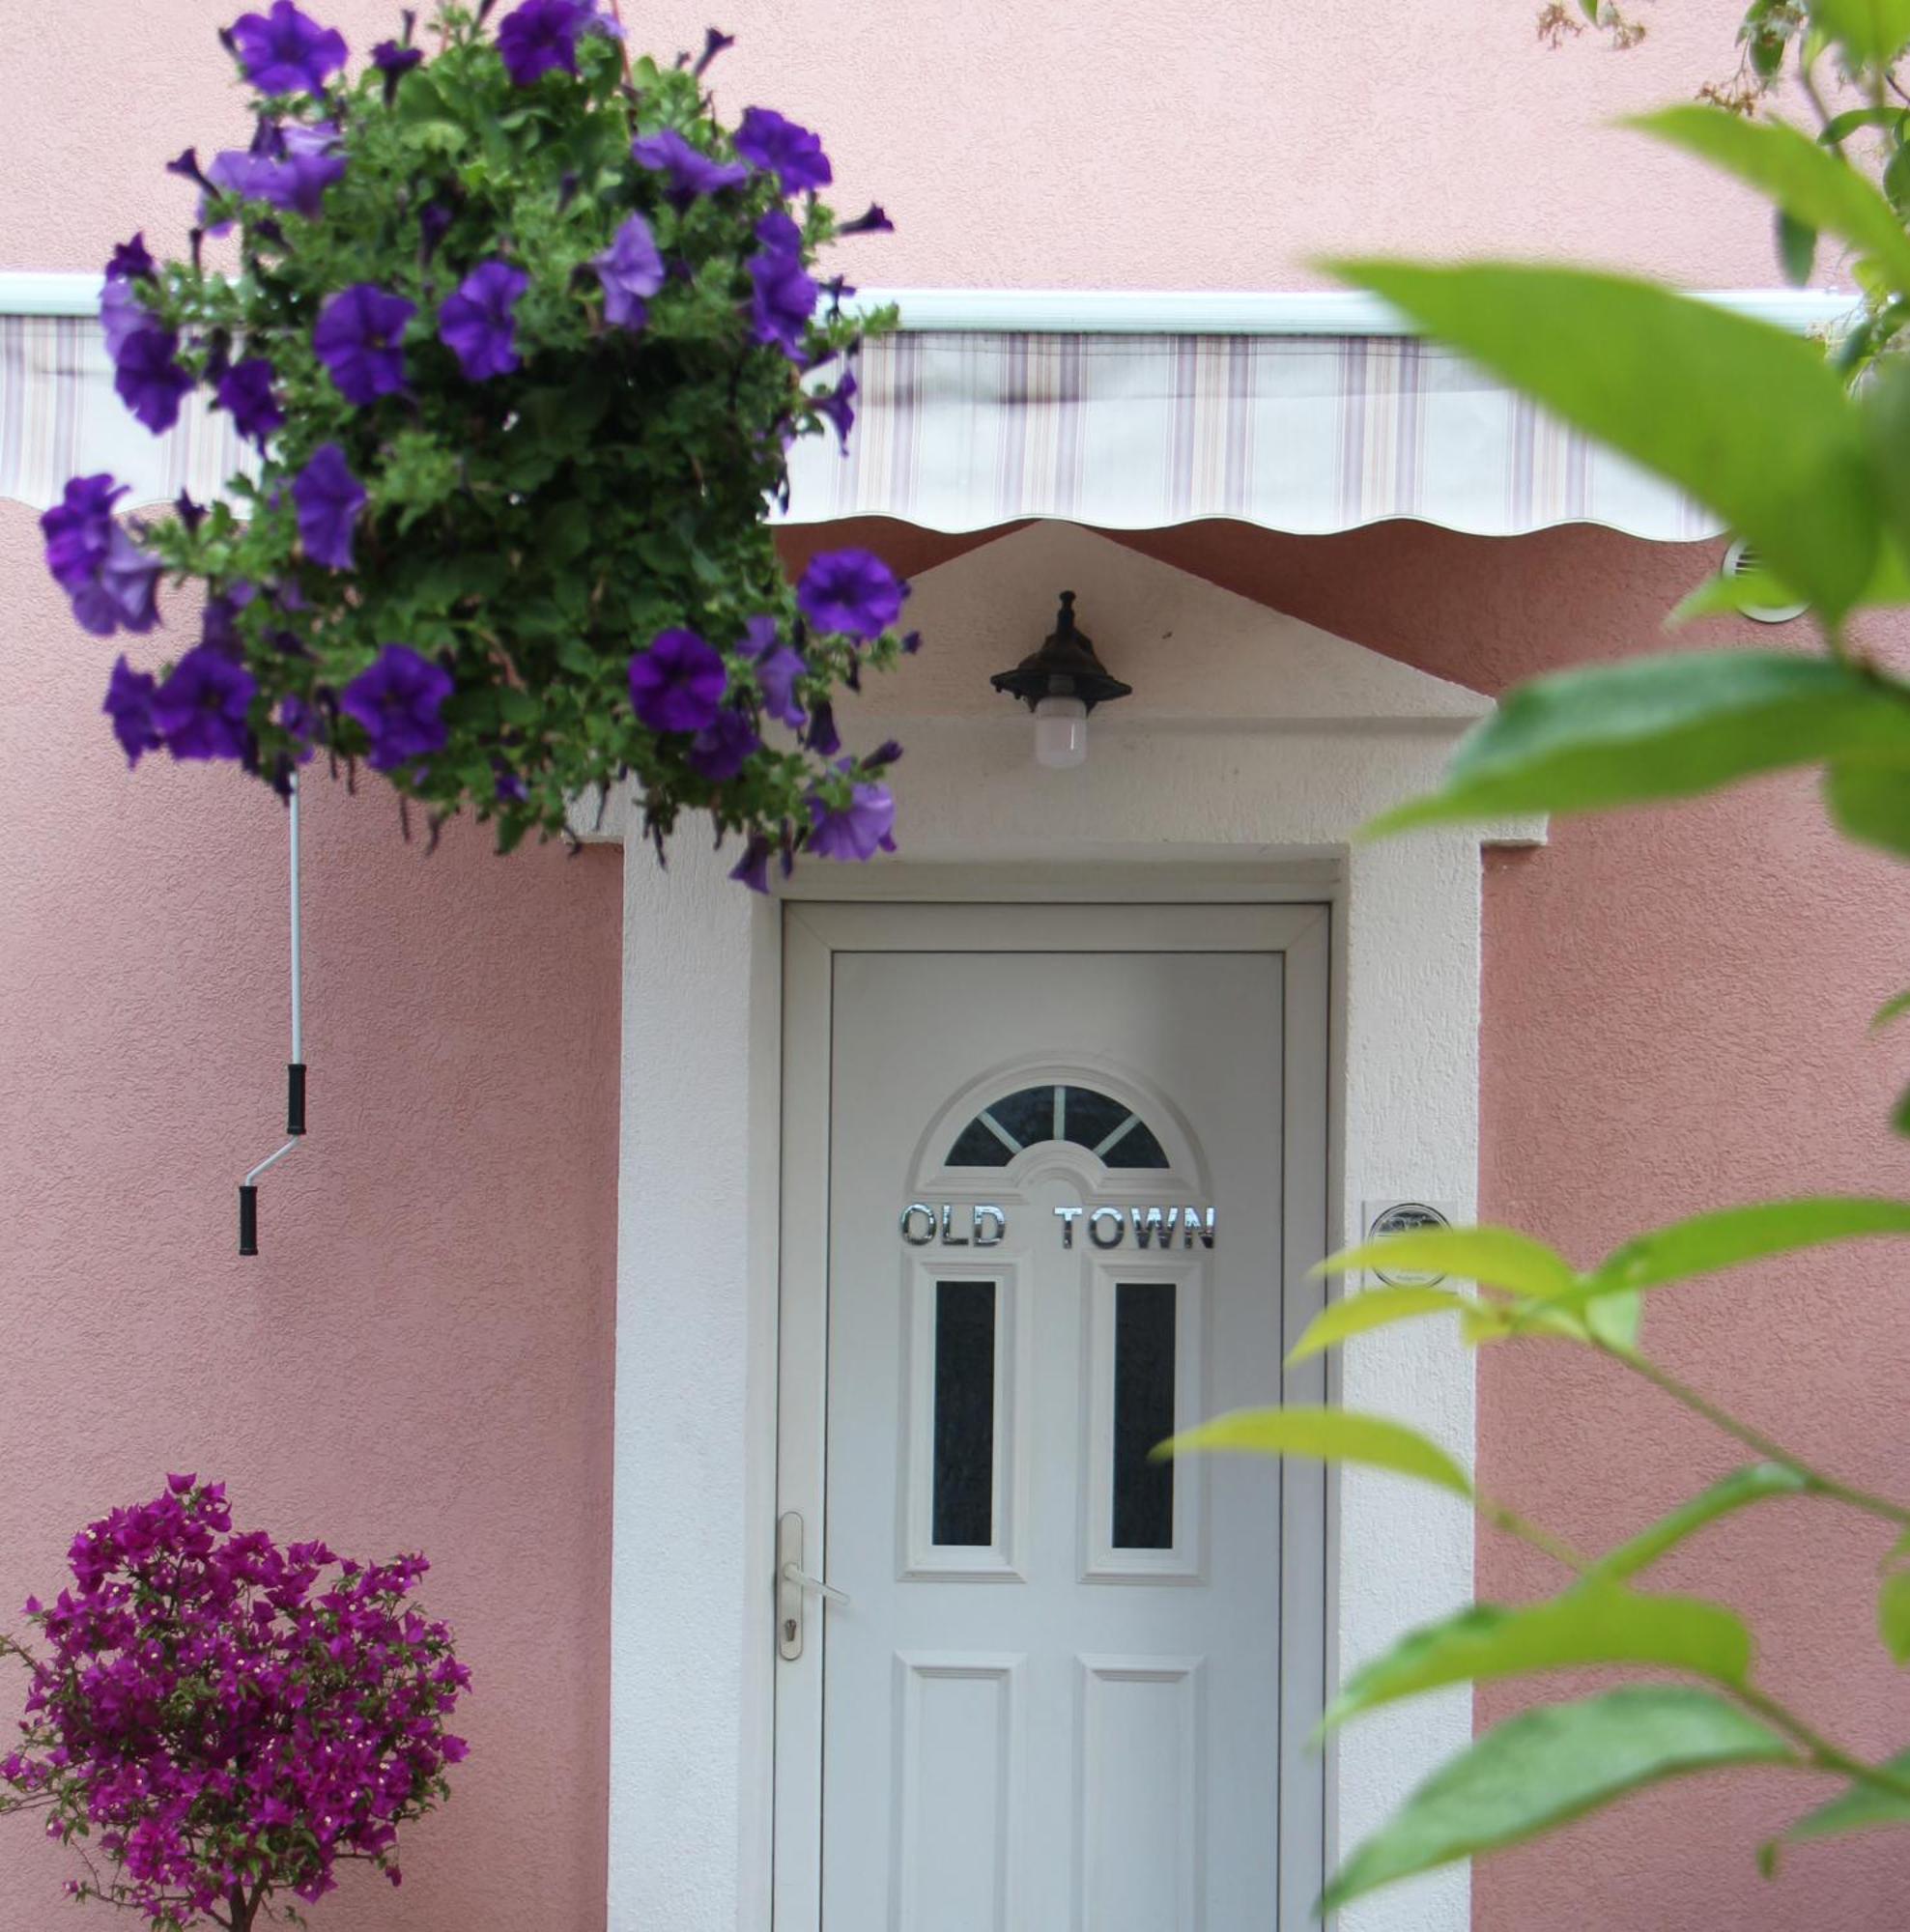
[0,504,621,1931]
[0,0,1849,293]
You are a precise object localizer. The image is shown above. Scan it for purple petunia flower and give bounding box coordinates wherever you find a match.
[796,548,906,639]
[340,644,454,771]
[105,233,156,283]
[43,477,164,637]
[747,246,817,361]
[628,628,727,733]
[687,705,761,781]
[72,527,164,637]
[200,585,255,659]
[42,473,124,596]
[630,127,749,209]
[592,214,665,330]
[438,261,529,380]
[292,442,366,569]
[372,38,423,76]
[729,833,774,894]
[312,283,414,406]
[806,775,896,862]
[207,142,346,222]
[229,2,348,94]
[813,370,855,452]
[496,0,601,84]
[735,613,780,661]
[103,656,164,767]
[153,646,259,760]
[110,324,194,435]
[216,357,284,443]
[756,644,808,730]
[755,206,802,254]
[734,107,833,194]
[99,276,150,362]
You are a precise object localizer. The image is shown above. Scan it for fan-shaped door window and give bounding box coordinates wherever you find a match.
[944,1082,1169,1170]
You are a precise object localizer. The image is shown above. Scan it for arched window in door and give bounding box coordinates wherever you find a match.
[943,1082,1170,1170]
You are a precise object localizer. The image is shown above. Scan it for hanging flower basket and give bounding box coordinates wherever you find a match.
[48,0,911,880]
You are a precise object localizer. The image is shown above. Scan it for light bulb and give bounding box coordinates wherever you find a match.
[1033,694,1088,769]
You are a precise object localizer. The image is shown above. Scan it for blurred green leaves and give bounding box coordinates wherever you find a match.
[1322,1689,1792,1912]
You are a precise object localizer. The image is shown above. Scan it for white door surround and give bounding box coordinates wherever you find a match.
[591,523,1540,1932]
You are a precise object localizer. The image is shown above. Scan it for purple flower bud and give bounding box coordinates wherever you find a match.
[837,203,894,237]
[693,26,735,75]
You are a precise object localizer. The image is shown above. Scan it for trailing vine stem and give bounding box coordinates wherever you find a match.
[1593,1336,1910,1533]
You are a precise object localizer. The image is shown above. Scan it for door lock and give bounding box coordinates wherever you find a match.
[777,1511,849,1661]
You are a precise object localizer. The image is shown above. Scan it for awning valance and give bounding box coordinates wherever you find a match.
[0,281,1854,541]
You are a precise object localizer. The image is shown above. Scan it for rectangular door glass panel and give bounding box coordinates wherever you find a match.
[1112,1281,1176,1549]
[932,1279,997,1547]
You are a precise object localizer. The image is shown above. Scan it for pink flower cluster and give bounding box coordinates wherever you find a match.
[0,1478,467,1930]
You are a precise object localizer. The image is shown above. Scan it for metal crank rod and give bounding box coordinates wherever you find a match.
[239,774,307,1255]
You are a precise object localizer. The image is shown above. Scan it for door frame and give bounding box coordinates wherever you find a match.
[594,533,1525,1932]
[772,901,1331,1931]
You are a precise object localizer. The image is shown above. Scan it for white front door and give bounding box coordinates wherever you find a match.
[775,903,1328,1931]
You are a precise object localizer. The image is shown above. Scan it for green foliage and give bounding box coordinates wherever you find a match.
[1363,652,1910,836]
[1585,1465,1810,1584]
[1283,1284,1474,1365]
[1321,1690,1792,1912]
[1631,106,1910,293]
[1323,261,1881,618]
[1318,1225,1578,1296]
[1160,1406,1473,1498]
[1877,1567,1910,1662]
[123,6,903,857]
[1176,6,1910,1908]
[1780,1746,1910,1846]
[1322,1197,1910,1323]
[1320,1589,1754,1736]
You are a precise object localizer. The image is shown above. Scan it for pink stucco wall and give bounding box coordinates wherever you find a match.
[0,511,621,1929]
[0,0,1837,292]
[5,0,1908,1926]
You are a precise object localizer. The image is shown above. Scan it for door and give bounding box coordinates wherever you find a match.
[775,904,1328,1931]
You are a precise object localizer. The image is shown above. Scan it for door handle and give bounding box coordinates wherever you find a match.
[781,1560,851,1607]
[777,1511,847,1661]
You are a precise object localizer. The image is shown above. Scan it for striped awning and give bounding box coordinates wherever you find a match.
[0,284,1854,540]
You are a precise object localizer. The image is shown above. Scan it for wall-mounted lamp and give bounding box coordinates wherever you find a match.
[989,590,1133,769]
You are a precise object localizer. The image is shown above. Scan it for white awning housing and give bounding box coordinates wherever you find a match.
[0,280,1853,540]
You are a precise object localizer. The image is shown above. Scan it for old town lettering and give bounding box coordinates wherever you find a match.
[898,1203,1215,1249]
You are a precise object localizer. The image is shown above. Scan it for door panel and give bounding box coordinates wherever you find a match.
[774,906,1328,1931]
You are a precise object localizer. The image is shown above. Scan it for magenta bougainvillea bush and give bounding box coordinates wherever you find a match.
[46,0,911,878]
[0,1478,467,1931]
